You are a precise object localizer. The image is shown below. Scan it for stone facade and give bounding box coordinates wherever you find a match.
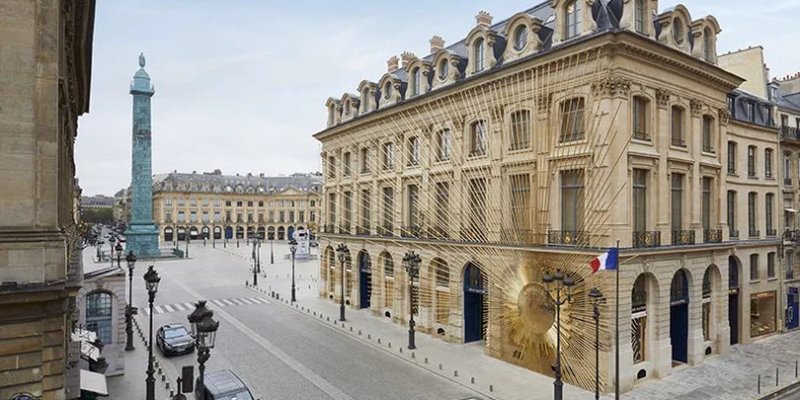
[0,1,96,399]
[314,1,785,394]
[77,266,126,377]
[152,171,322,244]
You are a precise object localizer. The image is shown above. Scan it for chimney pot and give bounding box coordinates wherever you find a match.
[387,55,399,73]
[476,11,493,27]
[430,36,445,53]
[400,51,416,68]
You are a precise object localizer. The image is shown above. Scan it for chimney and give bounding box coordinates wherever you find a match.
[476,11,493,27]
[400,51,416,68]
[387,55,399,73]
[430,36,445,53]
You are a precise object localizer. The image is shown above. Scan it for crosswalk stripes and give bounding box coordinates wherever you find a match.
[144,296,271,316]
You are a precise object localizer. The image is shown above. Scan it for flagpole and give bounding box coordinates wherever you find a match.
[615,239,620,400]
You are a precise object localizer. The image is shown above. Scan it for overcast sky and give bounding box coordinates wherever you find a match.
[75,0,800,196]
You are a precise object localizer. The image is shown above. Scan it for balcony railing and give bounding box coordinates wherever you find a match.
[426,226,450,240]
[400,225,424,238]
[322,224,336,234]
[632,231,661,248]
[784,229,800,242]
[780,125,800,142]
[671,230,695,245]
[703,229,722,244]
[548,230,589,246]
[356,225,371,236]
[338,225,351,235]
[749,229,760,238]
[500,229,537,245]
[730,229,740,239]
[766,228,778,237]
[378,225,394,237]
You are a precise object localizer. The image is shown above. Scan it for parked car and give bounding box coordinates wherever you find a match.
[156,324,194,356]
[195,370,253,400]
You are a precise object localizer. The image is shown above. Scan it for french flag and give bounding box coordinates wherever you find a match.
[590,248,618,273]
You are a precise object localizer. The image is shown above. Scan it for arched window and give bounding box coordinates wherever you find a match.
[631,274,648,364]
[565,0,581,40]
[672,18,684,45]
[412,67,421,96]
[438,58,449,81]
[383,81,393,100]
[433,259,450,324]
[703,28,713,62]
[634,0,645,34]
[383,252,394,309]
[513,25,528,50]
[86,291,113,345]
[473,38,485,72]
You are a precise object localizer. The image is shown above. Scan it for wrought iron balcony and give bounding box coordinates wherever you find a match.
[749,229,760,238]
[338,225,351,235]
[766,228,778,237]
[400,225,423,238]
[547,230,589,246]
[703,229,722,244]
[356,225,371,236]
[632,231,661,248]
[426,226,450,240]
[780,125,800,142]
[501,229,537,244]
[729,229,740,239]
[322,224,336,234]
[671,230,695,246]
[378,225,394,237]
[784,229,800,242]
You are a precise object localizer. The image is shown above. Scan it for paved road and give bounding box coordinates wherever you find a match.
[129,242,481,400]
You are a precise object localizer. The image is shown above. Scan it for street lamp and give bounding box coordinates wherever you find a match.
[188,301,219,396]
[125,251,137,351]
[336,243,349,321]
[403,250,421,350]
[109,236,116,267]
[588,287,604,400]
[115,242,123,268]
[542,269,574,400]
[289,239,297,302]
[143,265,161,400]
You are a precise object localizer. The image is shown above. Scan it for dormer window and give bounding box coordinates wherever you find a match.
[703,28,713,62]
[473,38,485,72]
[513,25,528,51]
[411,67,421,96]
[634,0,645,33]
[438,59,449,81]
[344,100,351,115]
[565,0,581,40]
[383,82,393,100]
[673,19,684,44]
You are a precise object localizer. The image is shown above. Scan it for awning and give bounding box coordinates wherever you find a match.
[80,369,108,396]
[787,208,798,213]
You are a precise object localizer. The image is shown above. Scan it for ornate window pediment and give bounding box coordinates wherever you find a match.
[691,16,720,64]
[340,93,361,122]
[325,97,341,127]
[550,0,592,45]
[465,12,502,76]
[503,13,546,63]
[378,72,406,108]
[655,5,692,54]
[405,57,432,98]
[431,50,465,90]
[357,80,379,114]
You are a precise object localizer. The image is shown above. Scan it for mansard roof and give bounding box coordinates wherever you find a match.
[153,171,322,194]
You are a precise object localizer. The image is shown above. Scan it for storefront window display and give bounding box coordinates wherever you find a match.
[750,291,776,338]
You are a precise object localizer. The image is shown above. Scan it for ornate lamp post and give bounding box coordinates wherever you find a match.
[185,234,190,258]
[588,287,604,400]
[115,242,123,268]
[212,226,216,248]
[336,243,349,321]
[188,301,219,396]
[289,239,297,302]
[109,236,116,267]
[542,269,574,400]
[403,250,421,350]
[143,265,161,400]
[125,251,137,351]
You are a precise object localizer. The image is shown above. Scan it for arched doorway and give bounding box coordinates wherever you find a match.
[177,227,186,241]
[631,273,659,369]
[201,226,210,239]
[327,247,336,297]
[189,226,199,240]
[702,265,720,354]
[432,258,451,326]
[288,226,295,240]
[670,269,690,364]
[358,250,372,309]
[246,226,255,239]
[224,226,233,239]
[213,226,222,240]
[381,252,394,315]
[236,226,244,239]
[268,226,276,240]
[164,227,174,242]
[278,226,286,240]
[257,226,266,239]
[729,256,741,345]
[463,262,486,343]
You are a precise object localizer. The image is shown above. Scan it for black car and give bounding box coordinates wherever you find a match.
[195,370,253,400]
[156,324,194,356]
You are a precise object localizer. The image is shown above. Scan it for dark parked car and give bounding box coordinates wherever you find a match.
[195,370,253,400]
[156,324,194,356]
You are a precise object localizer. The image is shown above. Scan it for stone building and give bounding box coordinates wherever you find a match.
[77,265,126,377]
[152,170,322,244]
[314,0,784,393]
[0,1,96,399]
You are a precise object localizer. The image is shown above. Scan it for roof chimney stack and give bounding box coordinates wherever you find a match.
[400,51,416,68]
[476,11,493,27]
[430,36,445,53]
[387,55,399,73]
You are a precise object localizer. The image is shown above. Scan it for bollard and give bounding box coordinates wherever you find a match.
[411,352,415,359]
[170,391,174,397]
[439,363,442,370]
[776,368,779,386]
[368,334,371,339]
[796,360,798,378]
[399,347,402,353]
[758,375,761,394]
[358,330,362,336]
[471,377,475,384]
[349,326,353,332]
[424,357,428,364]
[388,342,392,348]
[490,385,494,392]
[454,370,458,377]
[377,338,381,344]
[166,382,170,390]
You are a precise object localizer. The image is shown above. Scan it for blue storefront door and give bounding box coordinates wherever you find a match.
[787,288,799,330]
[670,302,689,363]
